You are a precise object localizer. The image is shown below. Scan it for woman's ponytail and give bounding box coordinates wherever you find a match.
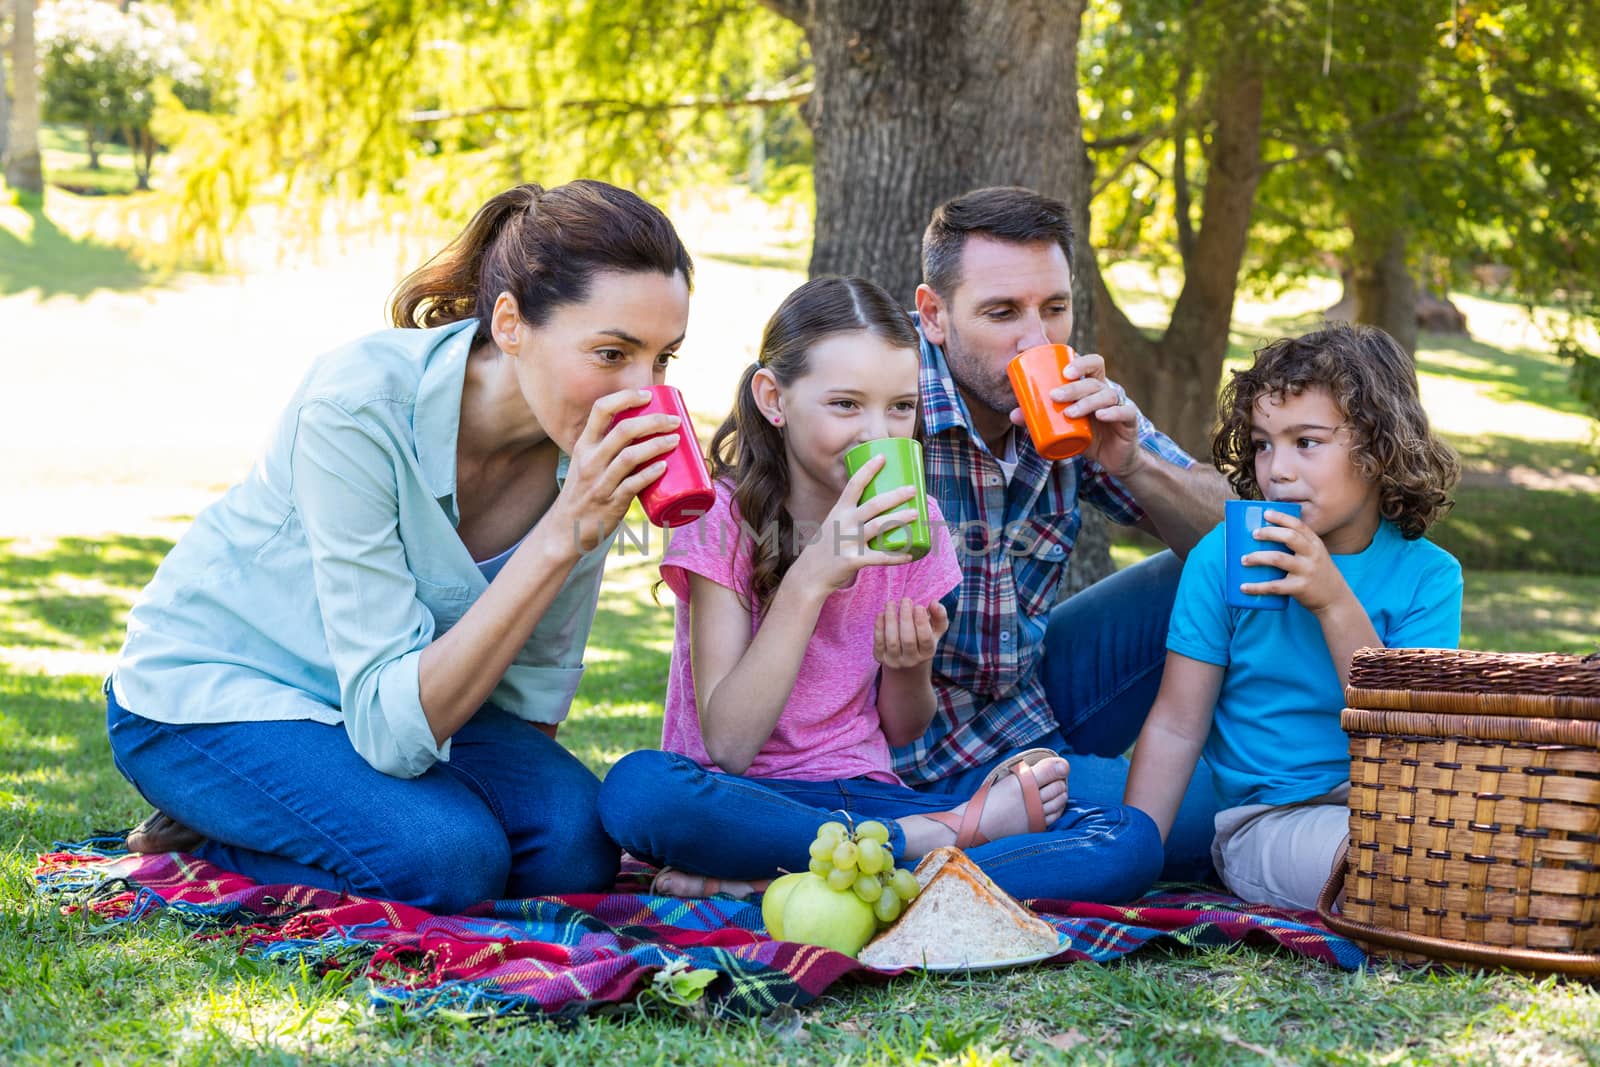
[389,186,538,331]
[387,181,692,343]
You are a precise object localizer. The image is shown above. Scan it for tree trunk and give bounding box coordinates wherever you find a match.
[1095,60,1265,460]
[0,38,11,164]
[789,0,1097,335]
[1325,235,1467,352]
[773,0,1113,584]
[86,125,101,170]
[1350,224,1418,355]
[3,0,44,195]
[140,129,155,190]
[129,125,153,190]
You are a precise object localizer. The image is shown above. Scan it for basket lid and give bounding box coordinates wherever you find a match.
[1346,648,1600,719]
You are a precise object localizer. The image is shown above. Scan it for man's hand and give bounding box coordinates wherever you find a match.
[1009,351,1142,478]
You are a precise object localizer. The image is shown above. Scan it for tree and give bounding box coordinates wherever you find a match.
[37,0,202,190]
[760,0,1125,584]
[3,0,42,194]
[161,0,806,252]
[1,10,11,163]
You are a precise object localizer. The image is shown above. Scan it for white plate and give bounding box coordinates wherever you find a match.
[883,935,1071,973]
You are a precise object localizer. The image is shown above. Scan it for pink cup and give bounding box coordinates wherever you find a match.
[610,385,714,528]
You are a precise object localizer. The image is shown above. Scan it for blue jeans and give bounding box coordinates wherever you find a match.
[921,550,1221,884]
[106,688,619,912]
[599,749,1163,903]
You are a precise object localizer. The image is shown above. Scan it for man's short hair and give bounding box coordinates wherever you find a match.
[921,186,1076,297]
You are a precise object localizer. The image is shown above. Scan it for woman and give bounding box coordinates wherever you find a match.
[107,180,693,912]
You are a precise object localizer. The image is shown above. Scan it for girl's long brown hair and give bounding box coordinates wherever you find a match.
[1212,322,1459,539]
[388,180,692,341]
[709,276,921,615]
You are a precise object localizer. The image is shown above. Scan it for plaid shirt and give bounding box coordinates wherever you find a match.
[890,326,1196,785]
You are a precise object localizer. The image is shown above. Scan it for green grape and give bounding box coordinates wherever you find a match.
[890,867,920,902]
[856,838,886,874]
[826,866,855,892]
[808,856,831,877]
[808,837,835,861]
[873,885,903,924]
[817,821,848,848]
[831,840,859,872]
[852,872,882,903]
[856,820,891,845]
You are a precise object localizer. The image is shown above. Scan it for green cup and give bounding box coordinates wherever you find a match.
[844,438,931,561]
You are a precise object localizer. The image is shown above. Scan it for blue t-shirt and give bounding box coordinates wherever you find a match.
[1167,519,1463,810]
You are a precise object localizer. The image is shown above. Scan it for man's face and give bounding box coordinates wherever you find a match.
[918,236,1074,419]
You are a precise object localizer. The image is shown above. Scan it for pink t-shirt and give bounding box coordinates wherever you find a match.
[660,480,961,784]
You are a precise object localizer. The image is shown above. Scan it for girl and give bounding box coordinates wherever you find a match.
[109,180,694,912]
[599,276,1162,904]
[1124,322,1463,911]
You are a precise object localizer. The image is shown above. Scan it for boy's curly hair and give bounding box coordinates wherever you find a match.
[1211,322,1459,540]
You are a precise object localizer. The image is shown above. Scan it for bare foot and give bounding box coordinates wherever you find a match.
[126,810,205,854]
[650,867,762,900]
[900,757,1071,856]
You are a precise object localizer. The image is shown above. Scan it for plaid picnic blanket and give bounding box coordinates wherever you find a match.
[34,838,1366,1018]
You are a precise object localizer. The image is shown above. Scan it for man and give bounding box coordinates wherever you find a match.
[899,186,1224,878]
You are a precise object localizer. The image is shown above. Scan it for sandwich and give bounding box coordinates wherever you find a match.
[857,846,1065,969]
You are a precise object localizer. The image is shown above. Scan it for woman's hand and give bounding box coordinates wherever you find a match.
[874,597,950,670]
[546,388,681,552]
[788,455,918,595]
[1240,508,1354,616]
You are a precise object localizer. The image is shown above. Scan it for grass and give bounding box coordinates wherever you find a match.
[9,550,1600,1067]
[0,199,153,299]
[40,124,142,198]
[3,193,1599,1062]
[4,536,1600,1063]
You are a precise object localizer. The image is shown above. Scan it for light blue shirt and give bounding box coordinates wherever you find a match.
[1167,519,1463,810]
[113,318,614,778]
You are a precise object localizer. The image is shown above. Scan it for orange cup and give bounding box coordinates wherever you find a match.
[1006,343,1093,461]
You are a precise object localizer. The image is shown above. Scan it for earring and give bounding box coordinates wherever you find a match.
[773,416,783,426]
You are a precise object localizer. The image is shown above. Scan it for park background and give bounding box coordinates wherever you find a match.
[2,0,1598,1062]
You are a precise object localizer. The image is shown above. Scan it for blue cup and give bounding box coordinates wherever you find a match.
[1224,499,1302,611]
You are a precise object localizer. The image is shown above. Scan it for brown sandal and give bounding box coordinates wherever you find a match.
[924,748,1064,850]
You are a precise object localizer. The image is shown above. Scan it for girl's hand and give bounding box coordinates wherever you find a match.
[1240,508,1355,616]
[546,388,681,552]
[874,597,949,670]
[790,455,919,595]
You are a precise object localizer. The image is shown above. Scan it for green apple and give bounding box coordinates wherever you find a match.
[781,873,878,956]
[761,871,809,940]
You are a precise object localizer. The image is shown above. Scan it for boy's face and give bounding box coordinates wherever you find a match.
[1250,386,1381,555]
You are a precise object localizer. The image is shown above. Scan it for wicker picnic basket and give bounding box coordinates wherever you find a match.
[1316,647,1600,974]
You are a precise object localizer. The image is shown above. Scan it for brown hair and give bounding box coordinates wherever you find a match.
[389,180,693,341]
[708,276,921,615]
[921,186,1075,297]
[1212,322,1459,540]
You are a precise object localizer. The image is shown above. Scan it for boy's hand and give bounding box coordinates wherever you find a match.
[1240,508,1356,615]
[874,598,949,670]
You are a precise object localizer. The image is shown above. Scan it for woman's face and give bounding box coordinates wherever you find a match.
[511,269,691,452]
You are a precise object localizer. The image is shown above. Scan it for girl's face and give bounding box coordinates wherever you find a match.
[762,330,921,497]
[1251,385,1381,555]
[509,269,691,452]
